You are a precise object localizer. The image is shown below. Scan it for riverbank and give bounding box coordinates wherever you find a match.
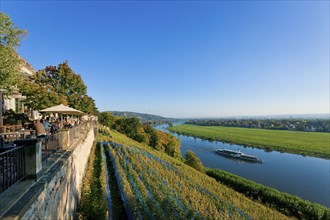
[168,124,330,159]
[206,168,330,219]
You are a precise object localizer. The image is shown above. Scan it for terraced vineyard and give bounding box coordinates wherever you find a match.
[100,128,291,219]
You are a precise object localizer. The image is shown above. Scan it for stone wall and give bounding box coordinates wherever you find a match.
[3,127,96,220]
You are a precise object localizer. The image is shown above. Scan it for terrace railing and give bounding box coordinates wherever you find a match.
[0,146,26,193]
[0,121,97,194]
[0,125,23,133]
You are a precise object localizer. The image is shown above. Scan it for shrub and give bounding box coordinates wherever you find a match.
[185,150,204,172]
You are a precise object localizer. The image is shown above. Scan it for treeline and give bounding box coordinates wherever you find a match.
[206,169,330,220]
[99,112,181,159]
[187,119,330,132]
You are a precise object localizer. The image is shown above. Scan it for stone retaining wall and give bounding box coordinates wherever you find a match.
[3,127,96,220]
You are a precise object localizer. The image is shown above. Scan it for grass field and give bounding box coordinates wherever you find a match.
[168,124,330,159]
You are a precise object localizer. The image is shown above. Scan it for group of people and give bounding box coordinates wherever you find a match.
[29,117,81,138]
[29,118,54,138]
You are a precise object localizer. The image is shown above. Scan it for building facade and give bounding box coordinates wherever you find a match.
[3,56,36,113]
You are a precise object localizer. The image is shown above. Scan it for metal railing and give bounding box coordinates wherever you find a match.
[0,146,26,193]
[0,121,97,193]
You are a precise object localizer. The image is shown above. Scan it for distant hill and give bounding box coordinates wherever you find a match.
[107,111,173,124]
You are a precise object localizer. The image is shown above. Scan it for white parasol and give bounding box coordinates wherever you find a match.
[40,104,84,115]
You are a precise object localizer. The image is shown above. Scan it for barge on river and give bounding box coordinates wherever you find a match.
[215,149,262,163]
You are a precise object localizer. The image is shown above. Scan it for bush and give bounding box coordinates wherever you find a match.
[185,150,204,172]
[3,109,29,125]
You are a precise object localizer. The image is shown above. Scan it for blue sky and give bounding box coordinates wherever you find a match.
[2,1,329,118]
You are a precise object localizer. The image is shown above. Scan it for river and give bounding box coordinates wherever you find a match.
[154,124,330,207]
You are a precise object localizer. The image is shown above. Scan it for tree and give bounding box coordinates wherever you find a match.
[0,13,27,94]
[185,150,204,172]
[99,112,115,128]
[112,117,147,143]
[18,79,67,110]
[144,124,159,148]
[165,139,176,157]
[80,95,98,114]
[33,62,97,113]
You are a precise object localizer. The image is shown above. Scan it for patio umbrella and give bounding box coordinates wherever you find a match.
[40,104,84,115]
[40,104,85,125]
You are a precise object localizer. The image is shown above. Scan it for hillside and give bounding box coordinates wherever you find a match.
[94,127,292,220]
[108,111,173,124]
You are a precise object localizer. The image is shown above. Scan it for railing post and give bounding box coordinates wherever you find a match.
[14,138,43,181]
[59,129,70,150]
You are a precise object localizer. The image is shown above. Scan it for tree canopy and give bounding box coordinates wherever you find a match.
[99,112,115,128]
[22,61,97,113]
[18,79,67,110]
[0,13,26,94]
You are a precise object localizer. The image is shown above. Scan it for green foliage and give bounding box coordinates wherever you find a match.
[169,124,330,159]
[144,124,159,148]
[18,79,65,110]
[165,139,176,157]
[113,117,146,143]
[0,13,26,94]
[185,150,204,172]
[31,62,97,113]
[3,109,29,125]
[156,130,181,159]
[0,13,27,48]
[109,116,181,158]
[34,63,86,99]
[80,95,98,114]
[99,112,115,128]
[206,168,330,219]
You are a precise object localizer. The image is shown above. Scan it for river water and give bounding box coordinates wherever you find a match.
[154,124,330,207]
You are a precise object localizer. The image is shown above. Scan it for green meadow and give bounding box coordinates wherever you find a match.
[168,124,330,159]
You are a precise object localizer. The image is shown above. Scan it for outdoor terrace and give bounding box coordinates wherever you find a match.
[0,121,98,218]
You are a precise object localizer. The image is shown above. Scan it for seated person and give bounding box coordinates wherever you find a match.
[33,120,48,138]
